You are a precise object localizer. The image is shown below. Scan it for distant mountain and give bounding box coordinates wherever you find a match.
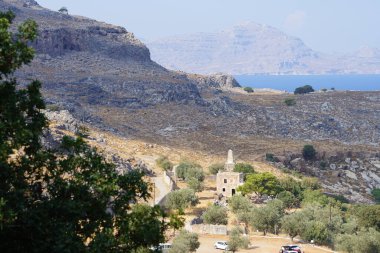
[147,22,380,75]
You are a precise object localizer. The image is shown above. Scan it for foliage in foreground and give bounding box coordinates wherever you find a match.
[169,230,200,253]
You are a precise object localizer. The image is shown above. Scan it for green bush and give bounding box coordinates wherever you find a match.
[294,85,314,94]
[302,145,316,160]
[284,98,296,106]
[243,87,254,93]
[265,153,276,162]
[202,205,228,225]
[208,163,224,175]
[156,156,173,171]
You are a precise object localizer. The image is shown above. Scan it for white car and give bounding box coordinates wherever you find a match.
[214,241,229,250]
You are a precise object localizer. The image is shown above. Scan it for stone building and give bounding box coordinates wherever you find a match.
[216,150,244,198]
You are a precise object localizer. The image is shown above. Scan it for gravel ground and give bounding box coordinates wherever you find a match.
[196,234,335,253]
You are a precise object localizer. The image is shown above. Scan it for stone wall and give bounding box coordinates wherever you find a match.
[189,224,227,235]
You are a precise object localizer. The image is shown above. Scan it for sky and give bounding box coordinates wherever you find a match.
[37,0,380,54]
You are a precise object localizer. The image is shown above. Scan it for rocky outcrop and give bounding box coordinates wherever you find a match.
[186,73,241,90]
[271,151,380,203]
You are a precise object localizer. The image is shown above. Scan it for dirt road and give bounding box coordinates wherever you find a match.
[196,235,335,253]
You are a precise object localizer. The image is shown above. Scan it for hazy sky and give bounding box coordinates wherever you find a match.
[37,0,380,54]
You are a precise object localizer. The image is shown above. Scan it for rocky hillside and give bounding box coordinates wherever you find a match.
[3,0,379,203]
[147,21,380,75]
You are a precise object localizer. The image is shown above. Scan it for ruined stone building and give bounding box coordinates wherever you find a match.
[216,150,244,197]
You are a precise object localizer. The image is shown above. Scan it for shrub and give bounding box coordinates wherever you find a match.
[243,87,254,93]
[294,85,314,94]
[208,163,224,175]
[265,153,276,162]
[156,156,173,171]
[302,145,316,160]
[202,205,228,225]
[234,163,255,174]
[284,98,296,106]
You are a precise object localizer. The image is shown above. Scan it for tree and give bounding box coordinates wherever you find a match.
[170,230,200,253]
[229,195,253,214]
[58,7,68,14]
[371,188,380,203]
[249,200,284,235]
[302,144,316,160]
[243,87,254,93]
[335,228,380,253]
[187,177,204,192]
[165,189,198,212]
[294,85,314,94]
[156,156,173,171]
[202,205,228,225]
[234,163,255,174]
[0,11,168,253]
[208,163,224,175]
[238,172,281,197]
[301,189,329,207]
[281,211,305,241]
[227,227,250,253]
[277,191,298,209]
[168,212,185,236]
[351,205,380,231]
[175,161,202,180]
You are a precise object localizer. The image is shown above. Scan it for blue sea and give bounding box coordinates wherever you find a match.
[234,75,380,92]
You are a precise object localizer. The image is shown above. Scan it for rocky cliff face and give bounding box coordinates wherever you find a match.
[271,151,380,203]
[3,0,238,113]
[147,22,380,75]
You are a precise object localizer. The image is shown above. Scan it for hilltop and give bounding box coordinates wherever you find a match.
[147,21,380,75]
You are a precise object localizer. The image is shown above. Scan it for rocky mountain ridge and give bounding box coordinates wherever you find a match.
[147,22,380,75]
[2,0,379,203]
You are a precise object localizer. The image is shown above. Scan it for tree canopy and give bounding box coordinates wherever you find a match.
[238,172,281,197]
[0,11,168,253]
[294,85,314,94]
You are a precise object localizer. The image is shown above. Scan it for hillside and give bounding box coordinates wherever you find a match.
[147,21,380,75]
[2,0,379,203]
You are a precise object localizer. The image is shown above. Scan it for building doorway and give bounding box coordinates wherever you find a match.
[232,189,236,195]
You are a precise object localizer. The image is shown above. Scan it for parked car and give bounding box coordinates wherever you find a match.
[150,243,172,252]
[214,241,229,250]
[279,245,302,253]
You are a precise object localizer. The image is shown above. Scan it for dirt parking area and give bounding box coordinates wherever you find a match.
[196,234,334,253]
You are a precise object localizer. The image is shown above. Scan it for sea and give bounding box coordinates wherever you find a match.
[234,75,380,92]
